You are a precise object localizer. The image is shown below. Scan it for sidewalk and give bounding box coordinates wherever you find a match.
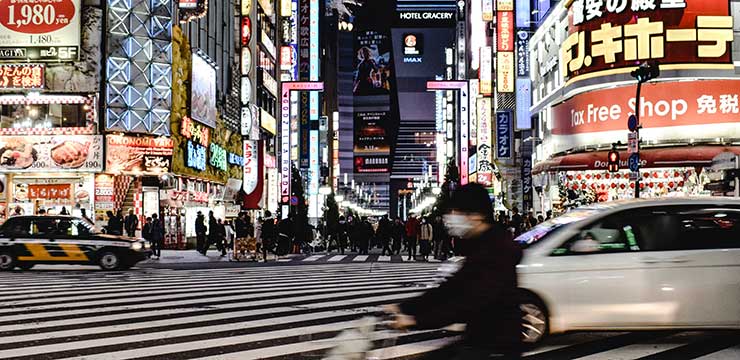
[141,250,302,264]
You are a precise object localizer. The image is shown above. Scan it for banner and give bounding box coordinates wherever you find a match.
[242,140,263,209]
[0,0,81,61]
[105,135,173,175]
[0,135,103,173]
[28,184,72,199]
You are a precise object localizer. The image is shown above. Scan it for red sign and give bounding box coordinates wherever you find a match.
[553,79,740,136]
[180,116,210,146]
[0,0,76,34]
[28,184,71,199]
[564,0,731,79]
[241,17,251,46]
[280,46,292,70]
[0,64,44,89]
[497,11,514,52]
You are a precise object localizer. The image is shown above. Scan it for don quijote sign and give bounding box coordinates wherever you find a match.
[562,0,732,80]
[0,0,81,61]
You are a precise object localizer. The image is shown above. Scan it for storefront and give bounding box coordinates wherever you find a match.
[529,0,740,213]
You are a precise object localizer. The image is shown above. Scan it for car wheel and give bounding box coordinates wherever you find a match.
[98,250,122,270]
[17,262,34,270]
[0,251,16,271]
[520,293,549,346]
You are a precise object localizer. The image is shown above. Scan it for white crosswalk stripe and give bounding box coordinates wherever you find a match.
[353,255,369,262]
[0,264,738,360]
[327,255,347,262]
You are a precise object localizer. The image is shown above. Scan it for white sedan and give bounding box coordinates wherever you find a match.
[515,198,740,345]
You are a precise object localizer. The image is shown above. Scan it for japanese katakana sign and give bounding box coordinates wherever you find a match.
[496,110,513,159]
[563,0,731,80]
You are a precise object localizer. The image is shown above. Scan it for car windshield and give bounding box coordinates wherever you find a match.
[516,209,600,248]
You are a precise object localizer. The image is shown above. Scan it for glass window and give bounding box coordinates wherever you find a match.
[551,211,641,256]
[0,103,89,130]
[31,218,58,236]
[2,218,32,237]
[639,207,740,251]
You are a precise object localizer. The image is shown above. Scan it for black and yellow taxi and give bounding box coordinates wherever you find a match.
[0,215,151,271]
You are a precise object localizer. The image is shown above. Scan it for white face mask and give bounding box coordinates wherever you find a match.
[443,214,475,238]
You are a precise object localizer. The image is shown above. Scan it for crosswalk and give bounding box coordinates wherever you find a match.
[0,264,738,360]
[289,254,456,263]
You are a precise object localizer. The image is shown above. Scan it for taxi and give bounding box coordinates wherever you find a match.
[0,215,151,271]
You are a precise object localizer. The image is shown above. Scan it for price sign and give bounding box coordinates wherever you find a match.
[0,0,81,61]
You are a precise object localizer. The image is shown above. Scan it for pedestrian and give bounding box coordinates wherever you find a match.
[124,209,139,237]
[337,215,348,255]
[60,206,69,215]
[384,183,523,359]
[378,214,393,256]
[432,216,446,260]
[216,218,227,257]
[527,210,538,228]
[142,217,153,241]
[419,217,433,261]
[511,206,523,236]
[545,210,553,221]
[392,219,403,255]
[405,216,419,260]
[225,219,236,252]
[114,209,125,235]
[277,214,295,256]
[80,208,92,223]
[195,211,207,255]
[106,210,121,235]
[150,213,164,259]
[205,211,218,256]
[537,214,544,224]
[261,211,276,261]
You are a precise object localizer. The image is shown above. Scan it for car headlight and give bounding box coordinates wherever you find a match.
[131,242,143,251]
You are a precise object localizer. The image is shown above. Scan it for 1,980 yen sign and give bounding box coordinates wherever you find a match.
[0,0,81,61]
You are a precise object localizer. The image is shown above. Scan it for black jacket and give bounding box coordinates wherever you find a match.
[399,224,523,352]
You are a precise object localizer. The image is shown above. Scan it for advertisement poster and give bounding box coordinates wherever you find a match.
[0,0,82,61]
[190,52,217,128]
[353,30,392,96]
[106,135,173,175]
[353,111,390,173]
[0,135,102,172]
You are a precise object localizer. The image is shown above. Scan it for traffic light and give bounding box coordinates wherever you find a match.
[630,61,660,83]
[607,150,620,173]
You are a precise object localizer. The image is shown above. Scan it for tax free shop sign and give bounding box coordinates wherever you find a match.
[550,80,740,153]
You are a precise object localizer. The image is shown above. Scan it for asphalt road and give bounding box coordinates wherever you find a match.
[0,262,738,360]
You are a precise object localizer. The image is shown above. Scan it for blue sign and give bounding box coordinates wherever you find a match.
[628,114,638,132]
[228,152,244,166]
[496,111,513,159]
[516,79,531,129]
[629,153,640,172]
[186,140,207,171]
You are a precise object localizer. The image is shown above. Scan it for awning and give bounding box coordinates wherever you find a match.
[533,146,740,174]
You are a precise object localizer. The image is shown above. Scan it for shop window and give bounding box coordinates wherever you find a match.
[0,104,88,130]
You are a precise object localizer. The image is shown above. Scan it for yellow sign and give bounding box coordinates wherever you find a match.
[496,0,514,11]
[281,0,292,17]
[241,0,252,16]
[497,52,515,93]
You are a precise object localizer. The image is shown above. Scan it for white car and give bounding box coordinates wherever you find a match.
[515,198,740,345]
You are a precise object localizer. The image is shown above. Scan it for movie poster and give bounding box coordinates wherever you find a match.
[353,30,392,96]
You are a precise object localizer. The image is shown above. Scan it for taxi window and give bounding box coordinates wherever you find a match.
[2,218,31,237]
[32,218,58,236]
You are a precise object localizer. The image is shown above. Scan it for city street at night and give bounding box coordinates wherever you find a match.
[0,0,740,359]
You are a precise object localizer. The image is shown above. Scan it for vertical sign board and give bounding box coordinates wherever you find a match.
[469,79,479,147]
[516,30,530,77]
[291,0,299,80]
[308,0,319,195]
[280,85,292,204]
[456,21,466,80]
[521,156,532,210]
[482,0,493,21]
[298,0,310,168]
[515,0,530,28]
[496,110,513,159]
[460,84,469,185]
[479,46,492,95]
[516,78,531,129]
[477,97,493,186]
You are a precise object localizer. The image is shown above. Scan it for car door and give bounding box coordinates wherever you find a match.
[3,218,34,259]
[51,218,93,263]
[548,210,658,329]
[635,205,740,327]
